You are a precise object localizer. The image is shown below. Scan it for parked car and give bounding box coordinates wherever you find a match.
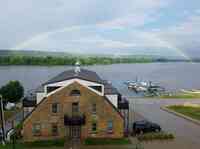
[132,120,161,134]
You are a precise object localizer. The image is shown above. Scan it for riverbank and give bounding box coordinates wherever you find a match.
[0,55,154,65]
[0,55,195,66]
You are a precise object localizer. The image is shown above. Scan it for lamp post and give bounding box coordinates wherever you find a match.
[133,97,136,123]
[12,120,15,149]
[0,94,6,145]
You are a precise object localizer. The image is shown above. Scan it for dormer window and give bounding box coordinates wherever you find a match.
[89,86,102,93]
[70,90,81,96]
[47,86,61,94]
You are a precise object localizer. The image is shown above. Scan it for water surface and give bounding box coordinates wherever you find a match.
[0,63,199,96]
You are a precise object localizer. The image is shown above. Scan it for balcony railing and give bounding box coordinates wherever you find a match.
[64,114,86,126]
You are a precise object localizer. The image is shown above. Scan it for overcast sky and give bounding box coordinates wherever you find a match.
[0,0,200,58]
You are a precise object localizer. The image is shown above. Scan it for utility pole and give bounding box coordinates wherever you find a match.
[0,94,6,145]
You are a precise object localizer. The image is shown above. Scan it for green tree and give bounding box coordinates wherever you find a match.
[0,80,24,103]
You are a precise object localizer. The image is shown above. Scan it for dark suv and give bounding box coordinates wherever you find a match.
[132,120,161,134]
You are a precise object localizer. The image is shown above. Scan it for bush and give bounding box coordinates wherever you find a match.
[14,123,23,139]
[84,138,130,145]
[137,132,174,141]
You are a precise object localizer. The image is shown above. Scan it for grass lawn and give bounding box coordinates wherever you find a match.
[84,138,131,145]
[160,92,200,99]
[167,105,200,121]
[0,144,63,149]
[0,139,65,149]
[0,143,24,149]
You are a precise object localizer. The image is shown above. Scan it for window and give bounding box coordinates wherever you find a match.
[52,124,58,136]
[52,103,59,113]
[89,86,102,92]
[47,86,61,94]
[32,123,41,136]
[107,120,113,132]
[92,123,97,132]
[70,90,81,96]
[92,103,96,114]
[72,102,79,114]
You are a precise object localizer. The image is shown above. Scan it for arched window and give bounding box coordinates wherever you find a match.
[70,90,81,96]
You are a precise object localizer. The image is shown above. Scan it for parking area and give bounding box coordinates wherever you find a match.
[128,98,200,149]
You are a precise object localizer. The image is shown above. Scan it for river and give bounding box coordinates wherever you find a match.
[0,62,200,96]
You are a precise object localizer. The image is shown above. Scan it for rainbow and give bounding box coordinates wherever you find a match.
[12,26,191,60]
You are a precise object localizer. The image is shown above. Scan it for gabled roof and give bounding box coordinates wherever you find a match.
[33,69,120,95]
[23,81,124,123]
[43,69,104,85]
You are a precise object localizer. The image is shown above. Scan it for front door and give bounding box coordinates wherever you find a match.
[69,126,81,139]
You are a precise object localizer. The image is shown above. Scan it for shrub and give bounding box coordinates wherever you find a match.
[84,138,130,145]
[137,132,174,141]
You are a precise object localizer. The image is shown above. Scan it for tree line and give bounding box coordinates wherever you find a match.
[0,56,155,65]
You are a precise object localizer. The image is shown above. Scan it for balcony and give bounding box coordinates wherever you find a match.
[64,114,86,126]
[118,97,129,110]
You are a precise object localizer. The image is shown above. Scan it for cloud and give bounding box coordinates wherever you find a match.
[154,14,200,57]
[3,1,166,36]
[10,0,168,50]
[0,0,200,58]
[97,13,159,29]
[12,24,186,58]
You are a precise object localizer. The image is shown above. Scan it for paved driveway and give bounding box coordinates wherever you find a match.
[128,98,200,149]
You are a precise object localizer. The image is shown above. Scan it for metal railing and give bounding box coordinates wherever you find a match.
[64,113,86,126]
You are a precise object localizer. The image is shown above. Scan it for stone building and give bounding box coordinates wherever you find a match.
[22,63,129,142]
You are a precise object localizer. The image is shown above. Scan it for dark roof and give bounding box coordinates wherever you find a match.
[23,97,37,107]
[34,68,119,95]
[44,69,104,85]
[103,80,119,94]
[35,85,44,92]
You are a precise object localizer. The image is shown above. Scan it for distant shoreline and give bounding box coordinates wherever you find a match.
[0,55,197,66]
